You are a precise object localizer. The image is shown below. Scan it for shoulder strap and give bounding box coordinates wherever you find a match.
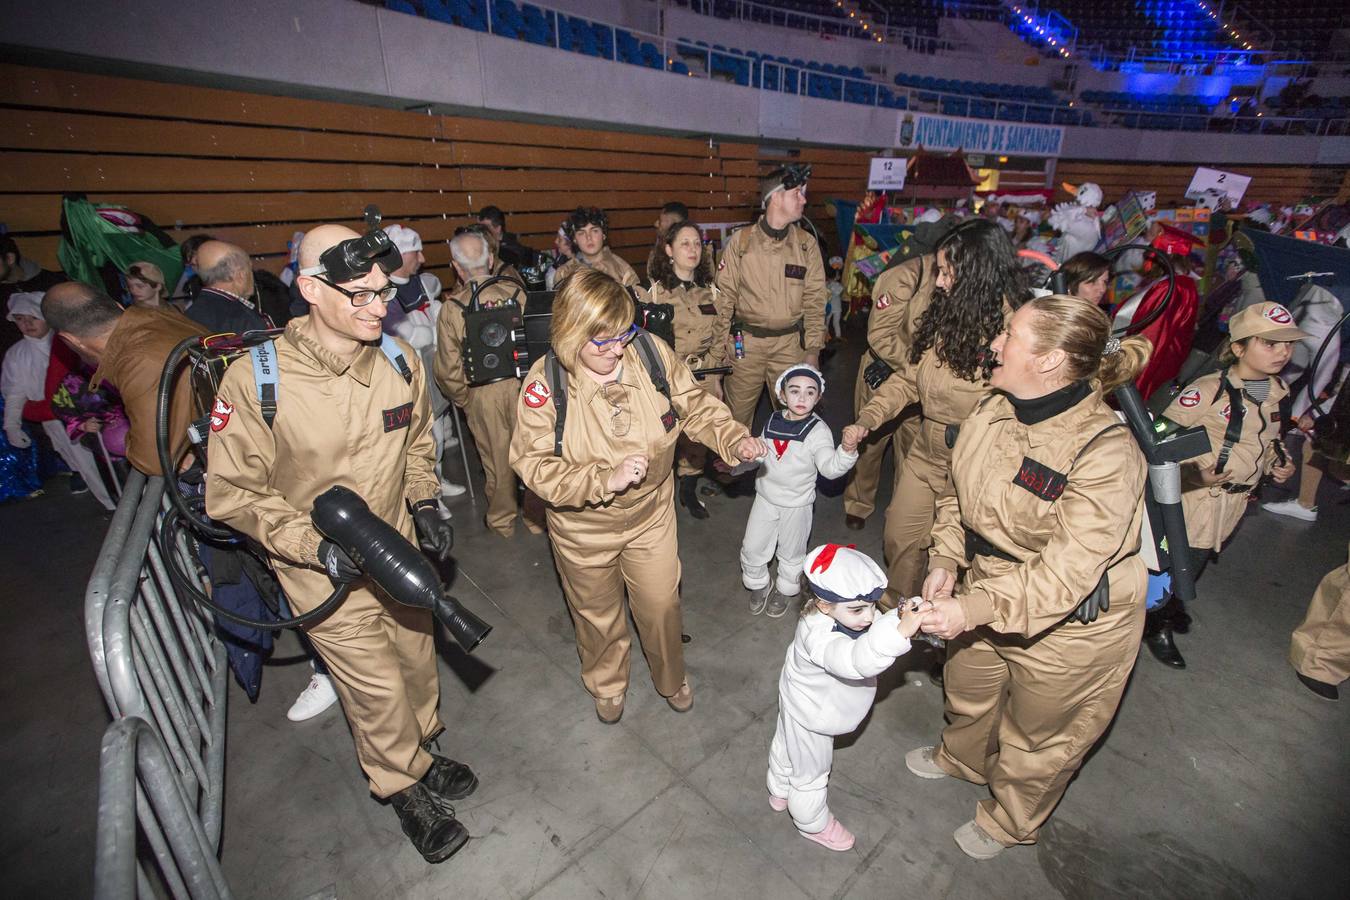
[546,350,568,458]
[1210,368,1246,475]
[1071,422,1128,467]
[631,331,671,399]
[379,333,413,384]
[249,340,280,429]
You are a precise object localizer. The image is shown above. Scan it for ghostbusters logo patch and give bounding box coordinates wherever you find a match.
[875,294,891,311]
[717,258,726,272]
[1264,304,1293,325]
[523,380,551,408]
[209,398,234,432]
[1178,388,1202,409]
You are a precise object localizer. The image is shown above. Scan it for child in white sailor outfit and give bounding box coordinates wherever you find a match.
[740,364,860,617]
[767,544,923,851]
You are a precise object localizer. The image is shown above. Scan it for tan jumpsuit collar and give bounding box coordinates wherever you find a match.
[282,316,380,386]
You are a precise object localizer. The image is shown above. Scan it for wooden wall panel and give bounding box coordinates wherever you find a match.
[2,61,1345,286]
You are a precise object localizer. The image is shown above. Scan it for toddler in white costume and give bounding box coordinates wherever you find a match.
[740,364,859,616]
[768,544,922,850]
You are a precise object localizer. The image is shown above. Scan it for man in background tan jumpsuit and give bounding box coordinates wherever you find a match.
[841,254,934,529]
[715,166,826,427]
[434,230,526,537]
[206,224,473,864]
[553,207,640,288]
[1290,544,1350,701]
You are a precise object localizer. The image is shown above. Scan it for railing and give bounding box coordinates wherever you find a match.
[87,471,231,898]
[1088,105,1350,136]
[677,0,958,50]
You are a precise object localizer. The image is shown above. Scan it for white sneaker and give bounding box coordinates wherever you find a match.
[436,499,454,520]
[440,481,467,498]
[287,673,339,722]
[1262,499,1317,522]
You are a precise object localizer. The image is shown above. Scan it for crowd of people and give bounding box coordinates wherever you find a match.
[2,164,1348,868]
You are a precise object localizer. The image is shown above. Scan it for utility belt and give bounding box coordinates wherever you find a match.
[965,526,1114,625]
[1222,482,1255,495]
[733,317,805,347]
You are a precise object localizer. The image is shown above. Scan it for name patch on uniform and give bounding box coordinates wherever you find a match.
[698,302,718,316]
[382,402,414,432]
[784,264,807,280]
[1013,457,1068,501]
[660,409,677,432]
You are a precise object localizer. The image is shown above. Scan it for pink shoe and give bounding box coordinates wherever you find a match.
[799,816,855,851]
[768,793,788,812]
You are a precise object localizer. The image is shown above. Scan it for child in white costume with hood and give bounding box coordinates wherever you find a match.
[768,543,925,851]
[740,364,859,617]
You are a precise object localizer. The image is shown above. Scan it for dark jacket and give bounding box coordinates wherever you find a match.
[186,287,273,334]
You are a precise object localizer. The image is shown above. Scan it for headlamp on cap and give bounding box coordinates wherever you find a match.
[299,205,402,283]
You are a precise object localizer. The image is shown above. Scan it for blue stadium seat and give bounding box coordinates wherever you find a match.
[386,0,419,15]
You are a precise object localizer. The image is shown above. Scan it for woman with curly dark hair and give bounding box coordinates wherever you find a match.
[844,219,1026,608]
[644,221,730,518]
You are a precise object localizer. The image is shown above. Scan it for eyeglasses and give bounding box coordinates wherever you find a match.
[600,382,631,437]
[589,324,638,349]
[313,276,399,308]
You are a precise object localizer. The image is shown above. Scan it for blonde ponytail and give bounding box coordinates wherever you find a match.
[1096,334,1152,392]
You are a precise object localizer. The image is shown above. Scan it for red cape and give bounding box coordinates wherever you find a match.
[1124,275,1199,400]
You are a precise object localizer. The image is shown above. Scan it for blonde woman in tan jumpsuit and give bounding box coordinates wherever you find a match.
[845,221,1024,609]
[644,220,731,518]
[841,253,934,530]
[510,269,764,723]
[900,296,1152,860]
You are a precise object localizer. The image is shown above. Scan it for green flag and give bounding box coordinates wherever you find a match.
[58,196,183,294]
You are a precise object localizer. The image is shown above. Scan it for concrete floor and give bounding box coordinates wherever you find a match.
[3,323,1348,899]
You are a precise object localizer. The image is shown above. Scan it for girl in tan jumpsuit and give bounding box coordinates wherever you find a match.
[509,269,764,723]
[903,295,1153,859]
[1143,301,1301,668]
[644,221,731,519]
[845,220,1025,609]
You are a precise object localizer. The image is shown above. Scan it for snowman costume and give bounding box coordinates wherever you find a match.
[740,366,858,597]
[768,545,913,835]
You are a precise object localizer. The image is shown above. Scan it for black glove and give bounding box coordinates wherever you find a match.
[1070,576,1110,625]
[412,500,453,562]
[863,357,894,389]
[318,538,362,584]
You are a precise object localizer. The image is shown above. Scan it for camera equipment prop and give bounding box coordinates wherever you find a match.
[312,486,492,652]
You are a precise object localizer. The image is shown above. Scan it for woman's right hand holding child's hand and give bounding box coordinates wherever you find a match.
[922,567,956,604]
[842,424,869,451]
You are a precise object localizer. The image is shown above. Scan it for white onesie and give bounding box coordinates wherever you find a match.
[740,411,858,596]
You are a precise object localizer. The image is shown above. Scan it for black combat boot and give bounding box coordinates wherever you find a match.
[679,475,710,519]
[1143,597,1186,669]
[388,782,469,864]
[423,755,479,801]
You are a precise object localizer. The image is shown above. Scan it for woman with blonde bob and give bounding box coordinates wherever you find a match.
[904,295,1154,860]
[510,269,765,723]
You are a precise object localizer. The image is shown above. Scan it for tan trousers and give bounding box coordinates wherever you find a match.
[843,361,919,519]
[935,558,1146,846]
[546,475,687,699]
[283,568,442,798]
[1290,549,1350,685]
[881,418,953,608]
[464,378,521,536]
[724,331,804,427]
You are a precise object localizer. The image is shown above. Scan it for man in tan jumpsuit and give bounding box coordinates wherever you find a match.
[434,231,526,537]
[205,224,473,864]
[553,207,640,288]
[1290,543,1350,701]
[715,166,827,427]
[841,254,935,529]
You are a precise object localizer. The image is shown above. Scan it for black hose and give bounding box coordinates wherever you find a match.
[155,335,234,541]
[158,505,349,631]
[1100,244,1176,338]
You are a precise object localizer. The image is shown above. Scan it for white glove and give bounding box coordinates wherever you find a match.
[6,427,31,449]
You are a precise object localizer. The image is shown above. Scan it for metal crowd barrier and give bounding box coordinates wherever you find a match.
[86,471,230,899]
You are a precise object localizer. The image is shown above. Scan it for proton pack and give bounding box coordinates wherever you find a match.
[450,274,530,387]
